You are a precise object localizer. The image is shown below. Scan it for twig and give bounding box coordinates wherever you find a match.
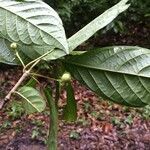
[23,49,53,72]
[1,49,54,110]
[5,70,29,100]
[15,51,25,67]
[30,72,60,82]
[0,71,29,110]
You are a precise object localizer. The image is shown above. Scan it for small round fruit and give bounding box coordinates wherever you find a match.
[10,42,17,49]
[61,72,71,82]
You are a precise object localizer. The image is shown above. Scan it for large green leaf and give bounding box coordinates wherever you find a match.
[17,86,46,114]
[65,46,150,107]
[0,0,69,61]
[68,0,130,51]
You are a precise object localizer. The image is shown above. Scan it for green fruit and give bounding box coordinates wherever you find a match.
[10,42,17,49]
[61,72,71,82]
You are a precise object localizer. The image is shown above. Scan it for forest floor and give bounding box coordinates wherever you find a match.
[0,67,150,150]
[0,22,150,150]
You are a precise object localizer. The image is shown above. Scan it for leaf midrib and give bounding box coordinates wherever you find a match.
[15,91,42,112]
[66,61,150,79]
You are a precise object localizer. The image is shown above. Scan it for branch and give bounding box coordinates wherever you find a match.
[0,71,29,109]
[5,71,29,100]
[0,49,54,110]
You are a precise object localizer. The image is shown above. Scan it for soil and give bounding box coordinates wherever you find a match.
[0,22,150,150]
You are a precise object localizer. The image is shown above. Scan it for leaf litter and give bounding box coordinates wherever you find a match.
[0,67,150,150]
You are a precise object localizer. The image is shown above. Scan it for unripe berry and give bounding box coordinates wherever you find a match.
[61,72,71,82]
[10,42,17,49]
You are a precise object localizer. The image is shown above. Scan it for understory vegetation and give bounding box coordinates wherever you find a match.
[45,0,150,35]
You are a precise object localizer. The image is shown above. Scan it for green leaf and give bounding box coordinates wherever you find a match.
[68,0,130,51]
[25,78,37,87]
[65,46,150,107]
[0,37,31,65]
[44,86,58,150]
[63,82,77,122]
[0,0,69,61]
[17,86,46,114]
[0,38,16,64]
